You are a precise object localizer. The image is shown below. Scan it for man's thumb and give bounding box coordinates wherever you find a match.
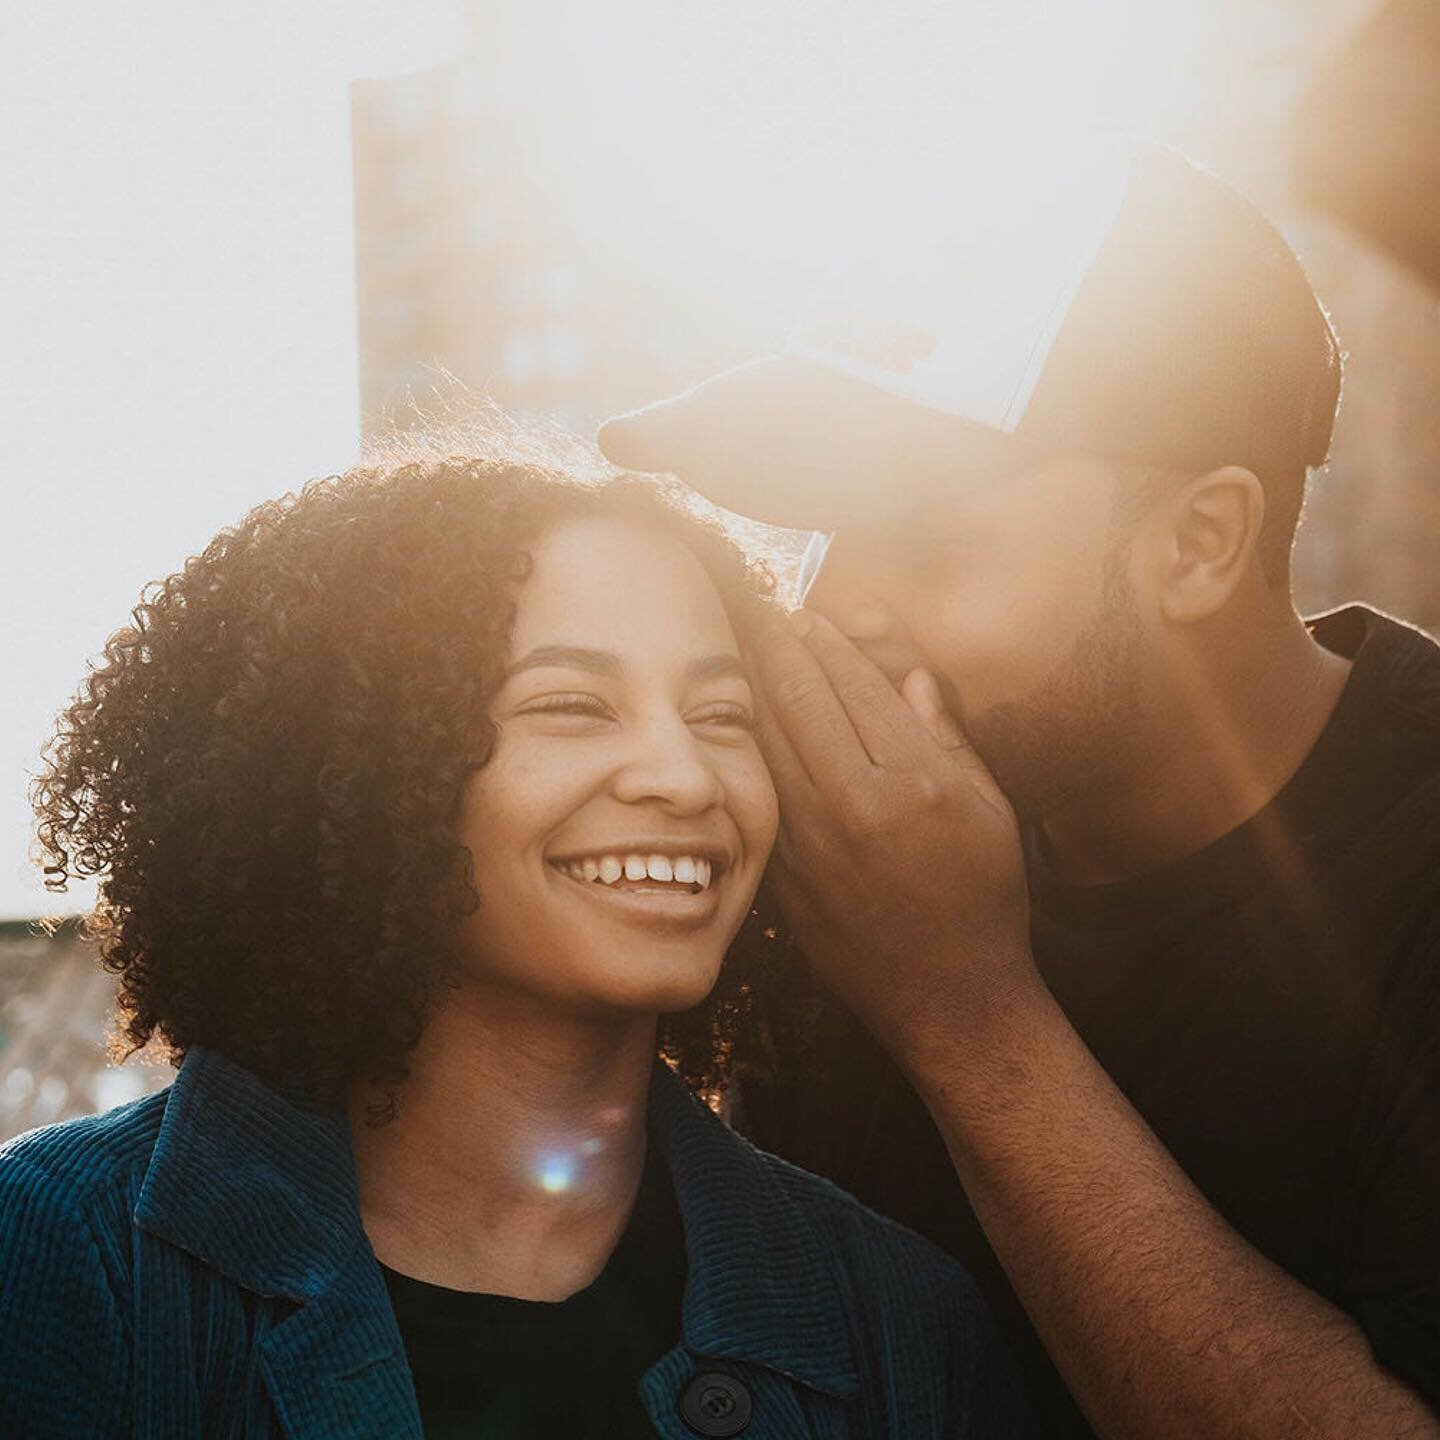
[900,667,968,751]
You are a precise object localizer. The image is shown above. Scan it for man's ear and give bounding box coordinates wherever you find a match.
[1153,466,1265,623]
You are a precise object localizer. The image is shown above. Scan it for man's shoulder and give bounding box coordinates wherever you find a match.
[1260,605,1440,899]
[1312,604,1440,744]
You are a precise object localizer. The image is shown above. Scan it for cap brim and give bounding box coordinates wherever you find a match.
[596,353,1028,529]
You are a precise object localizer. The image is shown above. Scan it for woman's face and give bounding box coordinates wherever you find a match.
[454,513,778,1016]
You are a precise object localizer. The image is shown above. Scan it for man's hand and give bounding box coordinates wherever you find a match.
[751,607,1040,1068]
[751,606,1440,1440]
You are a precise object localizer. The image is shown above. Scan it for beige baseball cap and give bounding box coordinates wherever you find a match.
[598,141,1341,529]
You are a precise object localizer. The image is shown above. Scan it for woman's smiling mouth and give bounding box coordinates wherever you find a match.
[550,850,715,889]
[545,847,728,927]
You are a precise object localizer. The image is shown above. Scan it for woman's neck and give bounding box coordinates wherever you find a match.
[348,981,658,1300]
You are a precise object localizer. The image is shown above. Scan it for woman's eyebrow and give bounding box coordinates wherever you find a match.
[687,653,747,684]
[504,647,746,683]
[506,645,622,679]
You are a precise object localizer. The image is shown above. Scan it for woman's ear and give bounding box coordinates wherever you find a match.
[1154,466,1265,623]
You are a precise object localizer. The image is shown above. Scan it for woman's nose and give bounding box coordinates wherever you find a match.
[610,714,725,815]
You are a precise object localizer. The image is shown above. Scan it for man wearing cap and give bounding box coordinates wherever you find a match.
[599,143,1440,1438]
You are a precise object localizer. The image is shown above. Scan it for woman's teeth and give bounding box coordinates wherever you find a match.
[554,853,713,889]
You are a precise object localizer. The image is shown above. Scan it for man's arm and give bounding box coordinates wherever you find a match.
[914,979,1438,1440]
[753,610,1440,1440]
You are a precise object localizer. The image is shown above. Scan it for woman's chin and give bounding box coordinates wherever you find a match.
[457,912,736,1019]
[538,936,722,1017]
[593,957,724,1018]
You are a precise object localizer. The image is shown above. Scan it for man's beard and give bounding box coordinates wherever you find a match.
[958,547,1146,823]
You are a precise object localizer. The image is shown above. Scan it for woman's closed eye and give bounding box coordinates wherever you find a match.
[519,693,614,723]
[686,701,755,734]
[516,693,755,735]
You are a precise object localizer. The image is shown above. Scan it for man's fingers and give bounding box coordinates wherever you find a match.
[750,672,821,811]
[753,611,875,787]
[899,667,969,752]
[898,665,1017,822]
[790,610,937,766]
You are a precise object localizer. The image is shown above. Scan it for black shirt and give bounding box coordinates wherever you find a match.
[737,606,1440,1436]
[382,1144,686,1439]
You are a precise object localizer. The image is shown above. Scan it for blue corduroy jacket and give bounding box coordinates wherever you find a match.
[0,1046,1034,1438]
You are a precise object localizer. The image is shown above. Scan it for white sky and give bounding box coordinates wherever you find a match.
[0,3,461,919]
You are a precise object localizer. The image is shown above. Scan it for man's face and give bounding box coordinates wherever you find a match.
[804,452,1150,821]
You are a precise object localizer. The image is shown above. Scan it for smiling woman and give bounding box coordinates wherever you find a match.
[3,452,1035,1438]
[453,513,778,1026]
[31,459,772,1109]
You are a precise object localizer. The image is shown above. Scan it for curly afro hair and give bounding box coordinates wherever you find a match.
[33,455,801,1110]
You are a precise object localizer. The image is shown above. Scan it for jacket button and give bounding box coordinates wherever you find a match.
[678,1371,753,1437]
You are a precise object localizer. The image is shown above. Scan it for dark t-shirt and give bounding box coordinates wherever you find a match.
[737,605,1440,1436]
[382,1144,686,1439]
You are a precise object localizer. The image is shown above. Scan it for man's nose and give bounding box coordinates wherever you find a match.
[611,713,725,815]
[803,533,901,645]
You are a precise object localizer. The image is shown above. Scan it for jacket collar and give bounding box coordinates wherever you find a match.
[136,1047,419,1440]
[649,1062,860,1399]
[136,1045,362,1301]
[136,1046,859,1400]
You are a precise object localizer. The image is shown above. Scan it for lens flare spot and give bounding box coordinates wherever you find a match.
[535,1152,576,1194]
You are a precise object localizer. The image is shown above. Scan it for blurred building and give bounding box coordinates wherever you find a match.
[350,48,599,433]
[0,922,169,1145]
[350,4,781,445]
[1284,0,1440,634]
[351,0,1439,630]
